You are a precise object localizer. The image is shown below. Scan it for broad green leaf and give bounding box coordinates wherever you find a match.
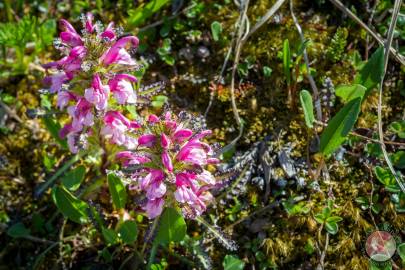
[390,151,405,169]
[61,166,86,191]
[7,222,30,238]
[320,98,361,156]
[102,227,118,245]
[283,39,291,85]
[118,220,138,244]
[326,216,343,223]
[335,84,366,103]
[354,47,384,93]
[397,243,405,262]
[42,117,68,149]
[389,120,405,139]
[52,186,89,224]
[299,90,315,128]
[325,221,338,235]
[154,207,186,245]
[211,21,222,41]
[128,0,170,27]
[223,255,245,270]
[107,173,127,210]
[374,166,400,193]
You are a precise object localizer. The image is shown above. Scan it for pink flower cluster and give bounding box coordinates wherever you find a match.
[45,14,220,220]
[44,14,140,152]
[116,112,219,219]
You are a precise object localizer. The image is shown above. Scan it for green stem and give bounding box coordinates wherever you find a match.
[146,242,158,270]
[141,216,160,255]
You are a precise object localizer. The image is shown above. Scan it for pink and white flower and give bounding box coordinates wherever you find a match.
[84,74,110,110]
[108,74,137,104]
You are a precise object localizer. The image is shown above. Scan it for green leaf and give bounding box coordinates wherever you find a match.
[325,221,339,235]
[314,214,325,224]
[283,39,291,85]
[154,208,186,245]
[7,222,30,238]
[299,90,315,128]
[102,227,118,245]
[42,117,68,149]
[61,166,86,191]
[390,151,405,169]
[335,84,366,103]
[326,216,343,223]
[354,47,384,93]
[128,0,170,27]
[107,173,127,210]
[151,95,168,108]
[263,66,272,77]
[369,260,392,270]
[389,120,405,139]
[322,206,331,218]
[52,186,89,224]
[397,243,405,262]
[374,166,400,192]
[211,21,222,41]
[118,220,138,244]
[223,255,245,270]
[320,98,361,155]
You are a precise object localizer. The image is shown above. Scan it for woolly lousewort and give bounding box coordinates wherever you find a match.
[116,112,220,219]
[43,13,140,153]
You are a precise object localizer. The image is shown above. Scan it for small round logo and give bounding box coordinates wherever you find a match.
[365,230,397,262]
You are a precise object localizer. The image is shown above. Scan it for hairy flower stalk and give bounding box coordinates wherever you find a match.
[44,14,140,153]
[117,112,220,219]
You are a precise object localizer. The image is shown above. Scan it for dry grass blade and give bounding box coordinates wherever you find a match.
[376,0,405,193]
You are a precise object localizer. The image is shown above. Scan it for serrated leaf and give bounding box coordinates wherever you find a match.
[211,21,222,41]
[7,222,30,238]
[223,255,245,270]
[61,166,86,191]
[52,186,89,224]
[118,220,138,244]
[154,208,186,245]
[320,98,361,155]
[390,151,405,169]
[354,47,384,93]
[325,221,338,235]
[374,166,400,192]
[107,173,127,210]
[299,90,315,128]
[283,39,291,85]
[335,84,366,103]
[389,120,405,139]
